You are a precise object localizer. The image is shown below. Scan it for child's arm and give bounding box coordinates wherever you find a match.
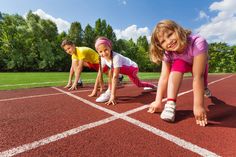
[148,61,171,113]
[64,61,75,88]
[192,53,208,126]
[88,68,103,97]
[105,67,120,105]
[69,60,83,90]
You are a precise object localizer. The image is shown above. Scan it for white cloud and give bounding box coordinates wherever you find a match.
[32,9,70,33]
[195,0,236,45]
[196,10,209,21]
[114,25,151,42]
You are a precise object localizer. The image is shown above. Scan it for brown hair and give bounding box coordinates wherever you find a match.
[60,39,74,48]
[149,19,191,64]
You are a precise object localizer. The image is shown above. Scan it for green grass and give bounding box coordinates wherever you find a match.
[0,72,161,90]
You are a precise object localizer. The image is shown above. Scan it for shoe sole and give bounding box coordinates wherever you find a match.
[160,113,175,122]
[160,117,175,123]
[95,98,110,103]
[143,89,157,92]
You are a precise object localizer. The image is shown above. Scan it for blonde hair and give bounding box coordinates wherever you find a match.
[149,19,192,64]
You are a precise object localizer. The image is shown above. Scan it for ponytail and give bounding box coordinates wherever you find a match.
[108,51,113,82]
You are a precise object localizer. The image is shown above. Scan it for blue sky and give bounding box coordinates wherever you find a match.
[1,0,236,45]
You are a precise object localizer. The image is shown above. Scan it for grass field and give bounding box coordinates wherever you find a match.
[0,72,161,90]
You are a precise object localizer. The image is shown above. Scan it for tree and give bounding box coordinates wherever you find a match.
[94,18,105,37]
[137,36,149,51]
[83,24,96,48]
[1,12,235,73]
[56,31,71,71]
[67,22,83,46]
[136,36,158,71]
[0,13,31,71]
[40,19,58,41]
[208,42,235,73]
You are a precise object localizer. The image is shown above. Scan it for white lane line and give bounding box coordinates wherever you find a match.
[208,74,234,85]
[0,81,138,102]
[0,79,95,87]
[0,89,91,102]
[0,79,154,102]
[0,77,155,87]
[52,87,220,157]
[0,116,118,157]
[0,81,68,87]
[120,116,219,157]
[0,75,225,157]
[1,75,232,156]
[0,93,64,102]
[0,77,134,87]
[176,74,234,97]
[0,84,139,102]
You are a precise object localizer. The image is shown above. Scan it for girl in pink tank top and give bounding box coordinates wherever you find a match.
[148,19,211,127]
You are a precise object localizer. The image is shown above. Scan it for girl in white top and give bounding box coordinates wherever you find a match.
[90,37,156,105]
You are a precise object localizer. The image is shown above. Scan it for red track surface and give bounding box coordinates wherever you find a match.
[0,74,235,157]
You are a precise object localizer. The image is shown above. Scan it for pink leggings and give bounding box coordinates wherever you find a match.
[171,59,208,87]
[119,66,156,88]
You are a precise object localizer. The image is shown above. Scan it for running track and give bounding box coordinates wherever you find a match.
[0,74,235,157]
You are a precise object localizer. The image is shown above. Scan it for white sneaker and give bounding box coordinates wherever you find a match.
[96,90,111,102]
[143,85,157,91]
[160,101,176,122]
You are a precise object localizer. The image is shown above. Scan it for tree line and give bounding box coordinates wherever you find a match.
[0,11,235,72]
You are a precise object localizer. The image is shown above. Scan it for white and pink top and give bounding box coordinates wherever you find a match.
[101,51,138,69]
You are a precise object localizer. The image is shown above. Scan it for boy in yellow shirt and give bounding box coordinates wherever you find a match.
[61,39,123,91]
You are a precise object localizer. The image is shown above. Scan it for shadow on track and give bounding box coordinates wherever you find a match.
[207,96,236,128]
[117,91,157,105]
[161,96,236,127]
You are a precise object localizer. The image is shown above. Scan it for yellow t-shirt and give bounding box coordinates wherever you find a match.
[72,47,99,64]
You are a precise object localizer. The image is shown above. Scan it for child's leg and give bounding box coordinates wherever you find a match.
[120,66,156,88]
[160,72,184,122]
[161,59,189,122]
[168,59,191,100]
[167,72,184,100]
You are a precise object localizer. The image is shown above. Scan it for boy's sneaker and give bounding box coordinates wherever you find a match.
[77,80,83,87]
[160,101,176,122]
[204,88,212,97]
[96,90,111,103]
